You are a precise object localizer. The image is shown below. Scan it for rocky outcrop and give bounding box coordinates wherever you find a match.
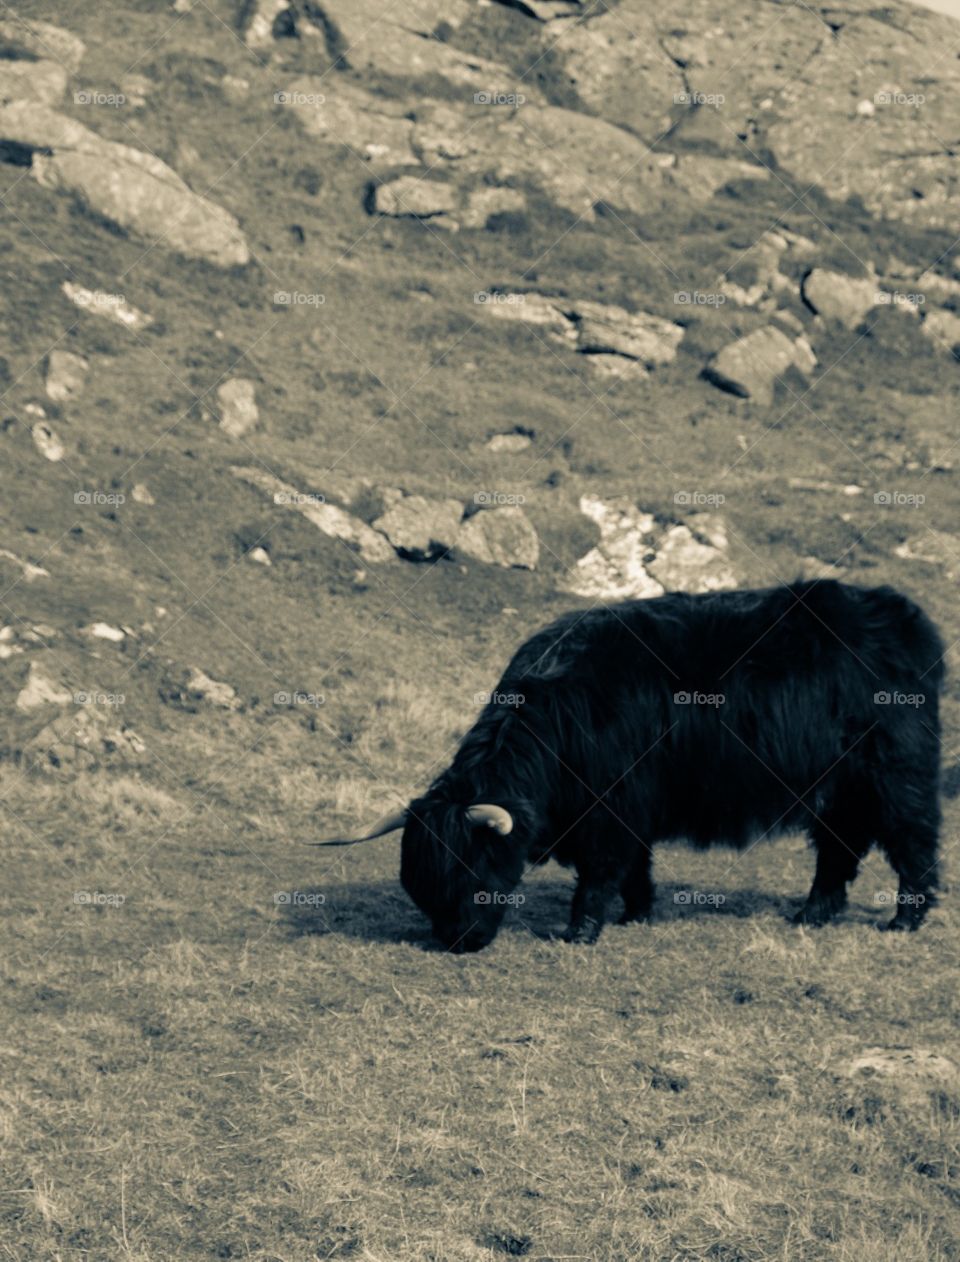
[703,326,816,405]
[372,491,463,561]
[0,102,248,265]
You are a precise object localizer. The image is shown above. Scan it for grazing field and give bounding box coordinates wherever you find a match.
[3,0,960,1256]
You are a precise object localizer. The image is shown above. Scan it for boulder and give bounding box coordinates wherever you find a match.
[0,16,85,72]
[45,350,88,402]
[802,269,881,328]
[25,707,146,774]
[16,662,72,711]
[372,493,463,560]
[570,301,685,367]
[481,292,573,332]
[0,59,66,106]
[283,77,417,166]
[703,326,816,405]
[231,466,396,564]
[373,175,457,219]
[647,524,736,593]
[920,308,960,355]
[217,378,259,438]
[0,102,248,266]
[162,667,241,712]
[559,497,664,600]
[456,507,539,569]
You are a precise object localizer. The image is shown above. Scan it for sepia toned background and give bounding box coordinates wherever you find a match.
[2,1,960,1258]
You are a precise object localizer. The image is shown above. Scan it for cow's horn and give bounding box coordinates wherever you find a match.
[308,808,407,847]
[465,804,514,835]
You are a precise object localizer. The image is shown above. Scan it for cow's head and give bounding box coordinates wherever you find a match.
[313,799,525,952]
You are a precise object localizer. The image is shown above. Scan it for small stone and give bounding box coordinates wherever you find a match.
[32,422,64,461]
[45,350,89,402]
[855,99,875,117]
[249,546,271,565]
[921,308,960,354]
[217,378,259,438]
[486,432,532,453]
[131,483,154,505]
[84,622,125,641]
[183,667,240,710]
[62,282,153,330]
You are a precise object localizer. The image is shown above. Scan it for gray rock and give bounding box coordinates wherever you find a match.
[486,432,533,453]
[31,421,64,462]
[62,282,153,330]
[559,497,663,600]
[45,350,88,403]
[802,269,881,328]
[372,493,463,560]
[231,467,396,564]
[0,58,66,106]
[921,308,960,354]
[0,102,249,266]
[570,301,685,367]
[217,378,259,438]
[25,707,146,774]
[283,77,417,166]
[373,175,457,219]
[0,16,85,72]
[457,506,539,569]
[647,524,736,593]
[16,662,72,711]
[704,326,815,406]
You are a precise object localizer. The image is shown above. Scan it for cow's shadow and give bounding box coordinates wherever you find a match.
[279,876,803,950]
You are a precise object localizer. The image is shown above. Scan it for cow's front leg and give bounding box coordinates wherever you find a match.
[563,870,620,944]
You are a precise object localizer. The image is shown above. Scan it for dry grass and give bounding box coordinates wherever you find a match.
[2,682,959,1262]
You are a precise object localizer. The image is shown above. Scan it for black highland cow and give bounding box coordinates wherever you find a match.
[321,581,944,952]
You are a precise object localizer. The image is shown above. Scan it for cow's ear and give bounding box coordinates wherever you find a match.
[465,805,513,835]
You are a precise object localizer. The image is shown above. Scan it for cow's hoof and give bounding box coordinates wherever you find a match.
[618,910,651,926]
[563,918,602,944]
[792,896,844,927]
[878,915,921,933]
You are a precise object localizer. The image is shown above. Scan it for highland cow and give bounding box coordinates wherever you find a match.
[318,580,944,952]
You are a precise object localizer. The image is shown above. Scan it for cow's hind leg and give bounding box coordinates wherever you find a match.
[619,846,654,924]
[875,799,940,932]
[793,811,871,927]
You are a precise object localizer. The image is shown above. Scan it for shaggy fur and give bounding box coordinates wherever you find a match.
[400,580,944,951]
